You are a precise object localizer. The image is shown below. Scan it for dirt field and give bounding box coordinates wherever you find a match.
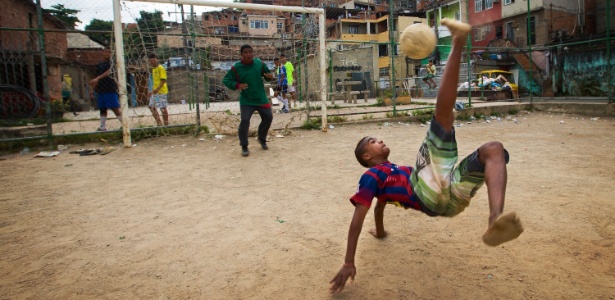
[1,112,614,299]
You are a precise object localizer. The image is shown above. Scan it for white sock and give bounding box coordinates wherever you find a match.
[100,116,107,128]
[276,95,283,108]
[282,98,289,110]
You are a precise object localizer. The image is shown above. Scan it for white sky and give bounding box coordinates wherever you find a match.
[42,0,235,30]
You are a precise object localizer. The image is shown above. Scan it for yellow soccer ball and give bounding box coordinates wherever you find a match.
[399,23,437,60]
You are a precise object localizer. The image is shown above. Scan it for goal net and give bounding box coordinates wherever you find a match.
[113,0,327,145]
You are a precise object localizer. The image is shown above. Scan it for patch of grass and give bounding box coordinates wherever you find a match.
[416,115,432,123]
[508,108,519,115]
[413,108,435,116]
[385,111,410,118]
[362,114,374,120]
[300,118,321,130]
[0,125,209,154]
[490,112,504,118]
[328,116,347,123]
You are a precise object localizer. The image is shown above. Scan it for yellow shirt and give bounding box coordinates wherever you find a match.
[152,65,168,95]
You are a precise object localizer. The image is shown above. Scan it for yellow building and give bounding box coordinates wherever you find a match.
[328,14,428,89]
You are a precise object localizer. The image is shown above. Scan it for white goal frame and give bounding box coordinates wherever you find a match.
[113,0,328,146]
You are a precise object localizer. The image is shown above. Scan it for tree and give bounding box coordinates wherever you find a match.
[84,19,113,46]
[46,4,81,29]
[136,10,165,51]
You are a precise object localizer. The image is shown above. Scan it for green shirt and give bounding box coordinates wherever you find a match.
[223,59,271,106]
[284,61,294,85]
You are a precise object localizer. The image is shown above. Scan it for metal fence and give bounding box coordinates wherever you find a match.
[1,0,613,150]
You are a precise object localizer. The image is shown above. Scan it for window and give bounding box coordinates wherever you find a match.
[527,16,536,45]
[475,0,483,12]
[504,0,514,5]
[378,44,388,57]
[379,67,389,77]
[277,22,283,29]
[476,0,494,12]
[485,0,493,10]
[348,25,359,34]
[495,25,503,39]
[474,26,490,41]
[250,20,269,29]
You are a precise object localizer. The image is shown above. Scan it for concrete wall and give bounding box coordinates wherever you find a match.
[551,48,614,97]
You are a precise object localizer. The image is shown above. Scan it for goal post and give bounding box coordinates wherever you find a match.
[113,0,329,147]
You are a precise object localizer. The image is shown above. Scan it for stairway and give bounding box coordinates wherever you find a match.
[489,39,544,87]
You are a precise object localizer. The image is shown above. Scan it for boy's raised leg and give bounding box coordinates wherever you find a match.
[434,18,471,131]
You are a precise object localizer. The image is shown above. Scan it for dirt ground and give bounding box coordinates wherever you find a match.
[1,112,614,299]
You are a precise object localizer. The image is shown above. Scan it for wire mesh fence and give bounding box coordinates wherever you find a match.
[1,0,613,150]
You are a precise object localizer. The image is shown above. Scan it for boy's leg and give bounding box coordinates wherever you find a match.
[238,105,255,147]
[478,142,524,246]
[256,106,273,145]
[99,108,107,130]
[111,108,123,124]
[434,18,471,131]
[161,108,169,126]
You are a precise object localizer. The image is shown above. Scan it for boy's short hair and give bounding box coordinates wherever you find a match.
[280,54,287,58]
[354,136,370,168]
[148,53,157,59]
[274,58,279,62]
[240,44,253,54]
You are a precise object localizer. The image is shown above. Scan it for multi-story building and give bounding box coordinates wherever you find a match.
[1,0,68,100]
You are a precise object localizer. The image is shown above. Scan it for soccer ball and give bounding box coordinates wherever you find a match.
[399,23,437,60]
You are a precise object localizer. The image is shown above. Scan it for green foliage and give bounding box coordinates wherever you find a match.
[0,125,209,154]
[328,116,347,123]
[85,19,113,46]
[417,115,432,123]
[412,108,434,116]
[300,118,321,130]
[46,4,81,28]
[508,109,519,115]
[136,10,165,51]
[362,114,374,120]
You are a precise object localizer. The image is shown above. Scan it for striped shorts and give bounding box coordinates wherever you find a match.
[411,118,509,217]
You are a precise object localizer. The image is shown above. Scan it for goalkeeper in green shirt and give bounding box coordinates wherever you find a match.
[223,45,275,157]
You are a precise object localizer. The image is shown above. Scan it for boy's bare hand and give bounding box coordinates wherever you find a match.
[368,228,388,239]
[329,265,356,293]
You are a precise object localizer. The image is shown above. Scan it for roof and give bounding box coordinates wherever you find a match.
[209,44,278,61]
[66,33,104,49]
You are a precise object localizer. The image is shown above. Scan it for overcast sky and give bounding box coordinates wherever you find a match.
[42,0,234,30]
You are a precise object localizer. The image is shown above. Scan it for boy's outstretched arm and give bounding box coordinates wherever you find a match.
[329,204,369,293]
[369,200,388,238]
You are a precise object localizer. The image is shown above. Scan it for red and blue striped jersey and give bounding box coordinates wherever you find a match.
[350,162,422,211]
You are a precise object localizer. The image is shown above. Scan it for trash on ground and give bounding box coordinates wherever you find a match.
[99,146,116,156]
[34,151,61,158]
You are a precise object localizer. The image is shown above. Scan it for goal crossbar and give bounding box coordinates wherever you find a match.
[113,0,329,147]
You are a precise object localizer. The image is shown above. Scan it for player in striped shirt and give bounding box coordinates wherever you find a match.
[330,18,524,294]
